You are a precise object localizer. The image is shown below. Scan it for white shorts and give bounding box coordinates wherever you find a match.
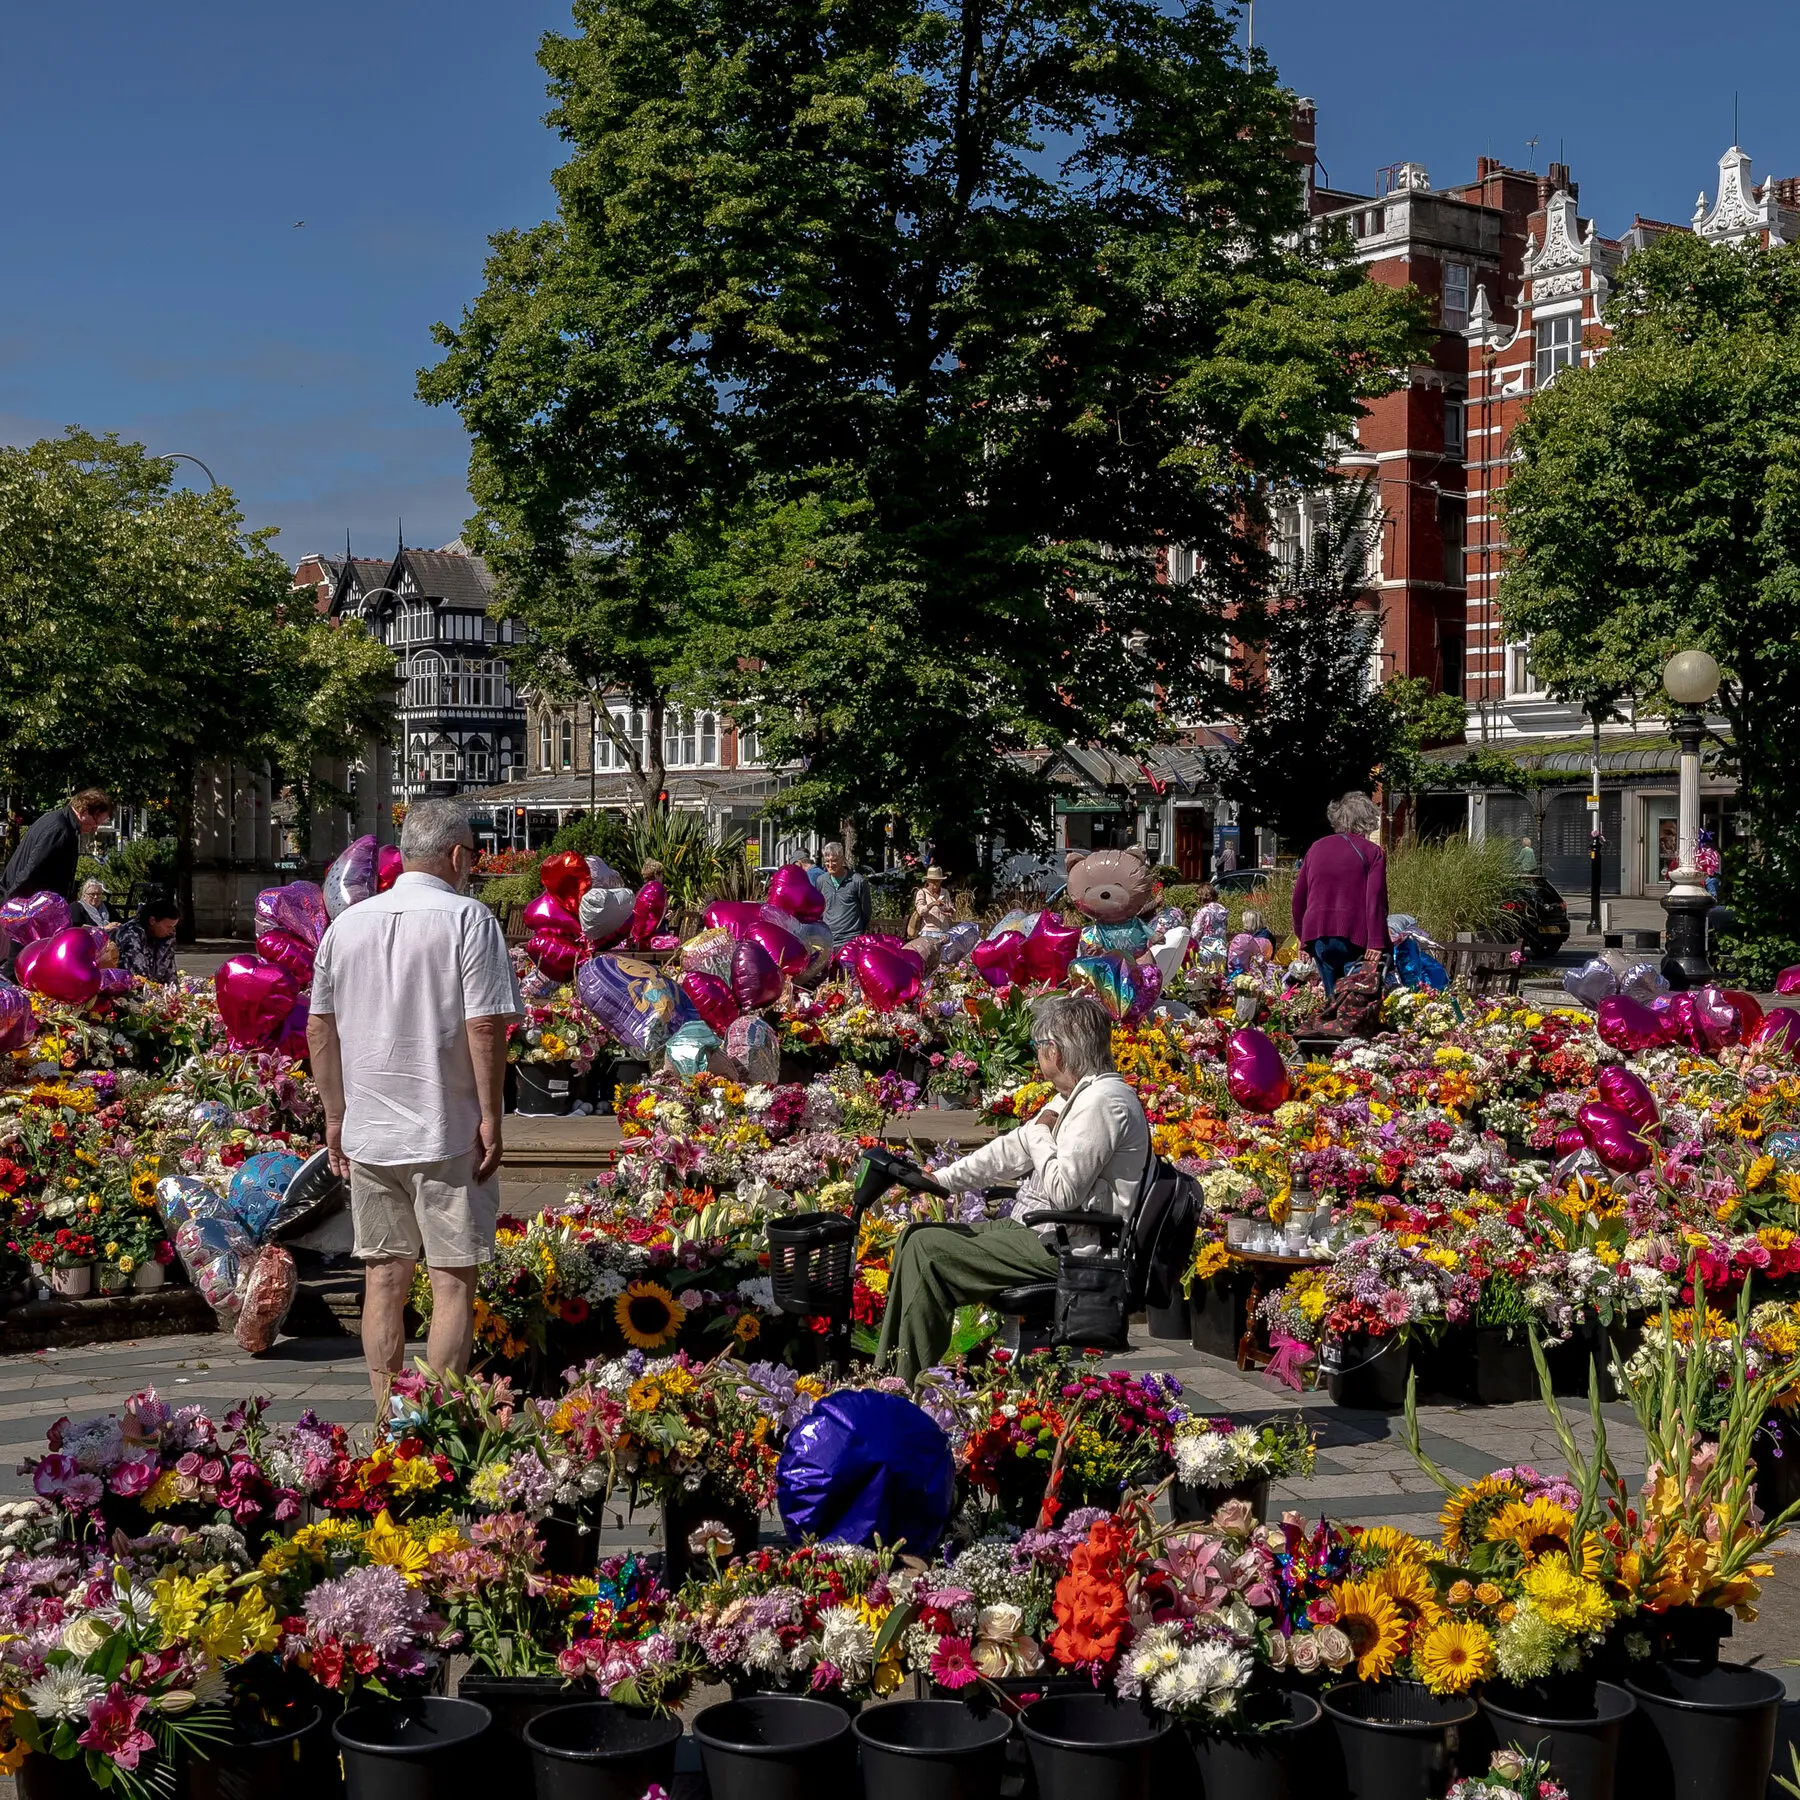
[349,1153,498,1268]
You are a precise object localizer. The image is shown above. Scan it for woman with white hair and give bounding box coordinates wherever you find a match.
[1289,791,1389,1000]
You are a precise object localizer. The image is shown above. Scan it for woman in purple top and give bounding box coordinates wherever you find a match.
[1289,792,1389,1000]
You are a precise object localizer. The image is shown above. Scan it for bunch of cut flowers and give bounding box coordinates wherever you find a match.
[1170,1412,1316,1494]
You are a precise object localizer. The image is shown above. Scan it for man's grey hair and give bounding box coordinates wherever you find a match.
[400,798,477,861]
[1327,791,1381,837]
[822,840,846,858]
[1031,994,1115,1079]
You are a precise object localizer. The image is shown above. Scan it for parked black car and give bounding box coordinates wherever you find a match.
[1499,875,1570,958]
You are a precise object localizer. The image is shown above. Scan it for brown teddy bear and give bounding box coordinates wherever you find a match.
[1063,846,1156,955]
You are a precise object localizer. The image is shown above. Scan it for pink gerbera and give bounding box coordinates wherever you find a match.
[930,1637,979,1690]
[79,1687,157,1771]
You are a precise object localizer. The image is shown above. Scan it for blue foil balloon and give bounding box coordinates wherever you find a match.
[776,1390,955,1555]
[227,1152,305,1242]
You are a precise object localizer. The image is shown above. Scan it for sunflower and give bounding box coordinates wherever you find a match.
[1372,1558,1444,1632]
[1486,1498,1601,1573]
[1439,1476,1526,1558]
[1356,1525,1436,1566]
[732,1313,762,1345]
[1416,1618,1495,1694]
[615,1280,682,1350]
[1329,1579,1407,1681]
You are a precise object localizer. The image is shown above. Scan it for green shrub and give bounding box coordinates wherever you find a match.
[548,811,634,870]
[477,872,543,918]
[81,837,177,906]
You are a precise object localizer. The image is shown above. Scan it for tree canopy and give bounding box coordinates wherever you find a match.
[420,0,1428,854]
[1500,231,1800,980]
[0,430,394,834]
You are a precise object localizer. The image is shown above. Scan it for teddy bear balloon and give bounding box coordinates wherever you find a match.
[1063,847,1158,958]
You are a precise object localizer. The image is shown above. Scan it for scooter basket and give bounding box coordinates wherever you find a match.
[767,1213,856,1318]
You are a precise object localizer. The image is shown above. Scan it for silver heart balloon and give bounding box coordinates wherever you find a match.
[1618,961,1669,1006]
[1561,958,1618,1010]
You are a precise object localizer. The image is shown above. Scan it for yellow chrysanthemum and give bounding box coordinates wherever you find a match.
[614,1280,682,1351]
[1520,1552,1613,1633]
[1417,1618,1495,1694]
[1330,1579,1407,1681]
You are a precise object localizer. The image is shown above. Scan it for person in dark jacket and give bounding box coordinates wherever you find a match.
[1,789,113,904]
[115,896,180,985]
[1289,791,1389,1001]
[813,840,872,946]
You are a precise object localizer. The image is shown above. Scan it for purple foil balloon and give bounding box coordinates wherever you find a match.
[1124,958,1163,1025]
[254,881,329,949]
[730,937,784,1011]
[0,891,70,947]
[0,981,37,1052]
[1561,958,1618,1010]
[322,835,381,918]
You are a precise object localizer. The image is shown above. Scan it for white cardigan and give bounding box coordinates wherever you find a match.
[934,1071,1151,1233]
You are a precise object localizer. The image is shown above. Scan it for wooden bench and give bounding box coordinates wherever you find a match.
[1446,939,1523,996]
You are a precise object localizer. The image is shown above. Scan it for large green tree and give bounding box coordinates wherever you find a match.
[1500,232,1800,981]
[0,429,394,868]
[421,0,1427,856]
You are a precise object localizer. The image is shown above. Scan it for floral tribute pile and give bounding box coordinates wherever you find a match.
[2,1296,1794,1794]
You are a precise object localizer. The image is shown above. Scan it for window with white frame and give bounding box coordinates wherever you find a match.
[558,718,574,770]
[539,717,553,771]
[593,705,649,769]
[663,708,719,768]
[429,746,458,783]
[1535,312,1581,387]
[441,659,502,708]
[1442,262,1470,329]
[738,723,763,767]
[467,748,489,783]
[1507,641,1541,697]
[1444,397,1464,455]
[406,654,442,709]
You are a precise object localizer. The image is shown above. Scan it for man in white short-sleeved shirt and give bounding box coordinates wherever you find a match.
[307,797,521,1404]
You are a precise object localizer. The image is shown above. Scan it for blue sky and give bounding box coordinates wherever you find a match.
[4,1,1796,560]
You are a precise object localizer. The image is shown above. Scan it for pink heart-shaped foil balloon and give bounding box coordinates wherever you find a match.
[706,901,767,939]
[524,890,583,941]
[254,881,330,950]
[853,940,922,1013]
[1595,994,1671,1054]
[0,891,71,947]
[972,931,1024,988]
[527,928,581,982]
[1554,1125,1588,1158]
[1652,991,1705,1052]
[746,917,808,978]
[766,863,825,924]
[1596,1064,1659,1138]
[629,880,667,947]
[681,971,739,1035]
[1226,1026,1290,1113]
[1020,913,1080,986]
[256,930,316,987]
[1721,990,1765,1041]
[1776,966,1800,996]
[18,928,101,1005]
[322,836,380,918]
[1691,985,1740,1051]
[0,981,38,1052]
[1578,1100,1653,1173]
[730,937,783,1011]
[213,955,300,1049]
[1754,1007,1800,1054]
[376,845,403,891]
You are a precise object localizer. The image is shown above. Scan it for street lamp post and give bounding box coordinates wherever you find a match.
[1661,649,1721,986]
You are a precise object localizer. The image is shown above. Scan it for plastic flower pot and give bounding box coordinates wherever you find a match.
[514,1060,577,1116]
[1186,1689,1322,1800]
[853,1699,1012,1800]
[460,1674,593,1787]
[1320,1678,1476,1800]
[1322,1333,1412,1410]
[1622,1659,1783,1799]
[523,1700,684,1800]
[185,1702,324,1800]
[1018,1690,1171,1800]
[690,1694,855,1800]
[48,1263,93,1298]
[1169,1475,1272,1525]
[659,1486,761,1586]
[1146,1296,1191,1340]
[1464,1324,1537,1405]
[333,1696,493,1800]
[1190,1270,1252,1360]
[1481,1680,1634,1800]
[132,1260,166,1290]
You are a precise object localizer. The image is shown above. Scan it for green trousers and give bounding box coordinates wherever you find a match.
[876,1219,1059,1381]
